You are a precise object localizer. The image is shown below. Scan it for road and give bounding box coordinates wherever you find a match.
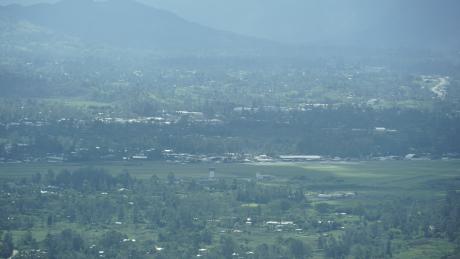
[8,250,18,259]
[431,77,449,99]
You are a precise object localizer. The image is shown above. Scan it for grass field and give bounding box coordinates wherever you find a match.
[1,160,459,189]
[41,98,113,108]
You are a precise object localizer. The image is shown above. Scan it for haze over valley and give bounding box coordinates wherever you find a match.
[0,1,460,258]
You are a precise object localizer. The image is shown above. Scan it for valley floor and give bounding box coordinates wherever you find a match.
[0,160,459,258]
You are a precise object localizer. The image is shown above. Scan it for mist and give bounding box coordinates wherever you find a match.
[2,0,460,50]
[1,0,460,258]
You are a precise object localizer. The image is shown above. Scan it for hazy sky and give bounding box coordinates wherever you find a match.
[1,0,459,46]
[141,0,460,45]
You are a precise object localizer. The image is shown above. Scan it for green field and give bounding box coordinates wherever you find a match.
[1,160,459,189]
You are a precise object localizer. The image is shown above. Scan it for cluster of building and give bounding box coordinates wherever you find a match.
[95,110,223,126]
[4,146,455,164]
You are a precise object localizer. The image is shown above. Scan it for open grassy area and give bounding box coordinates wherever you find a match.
[41,98,114,109]
[1,160,459,190]
[0,161,323,179]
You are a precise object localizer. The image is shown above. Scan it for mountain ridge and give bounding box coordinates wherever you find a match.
[0,0,279,53]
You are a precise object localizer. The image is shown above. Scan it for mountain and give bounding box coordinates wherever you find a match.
[2,0,459,54]
[140,0,460,51]
[0,0,277,53]
[328,0,460,51]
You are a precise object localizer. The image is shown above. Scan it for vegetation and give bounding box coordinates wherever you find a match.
[1,1,460,258]
[0,161,459,258]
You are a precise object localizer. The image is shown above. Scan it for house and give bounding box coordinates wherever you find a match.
[405,154,416,160]
[254,154,273,162]
[132,155,148,160]
[279,155,322,162]
[375,127,398,133]
[318,192,356,199]
[256,173,274,181]
[209,168,215,179]
[46,154,65,163]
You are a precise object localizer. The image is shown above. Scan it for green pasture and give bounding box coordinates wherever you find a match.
[41,98,113,108]
[1,160,459,190]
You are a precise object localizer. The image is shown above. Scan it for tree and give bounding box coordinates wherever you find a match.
[286,238,312,259]
[100,230,126,249]
[44,233,57,258]
[220,236,236,259]
[47,215,54,227]
[167,172,176,185]
[45,169,55,185]
[0,232,14,258]
[20,231,37,248]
